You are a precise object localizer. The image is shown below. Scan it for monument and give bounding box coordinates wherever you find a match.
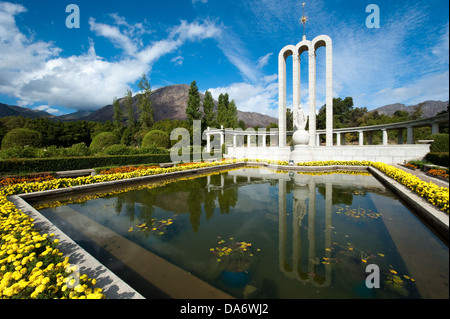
[219,1,438,164]
[278,2,333,148]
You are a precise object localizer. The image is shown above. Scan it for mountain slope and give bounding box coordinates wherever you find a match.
[81,84,278,127]
[370,100,448,118]
[0,103,53,119]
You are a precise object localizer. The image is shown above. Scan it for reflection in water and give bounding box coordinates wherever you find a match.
[36,168,449,299]
[279,178,332,287]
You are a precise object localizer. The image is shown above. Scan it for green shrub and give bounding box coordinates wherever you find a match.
[101,144,137,156]
[139,146,169,155]
[1,128,43,150]
[0,146,39,159]
[0,154,172,174]
[425,152,450,167]
[90,132,120,153]
[66,142,91,157]
[430,133,449,152]
[142,130,170,149]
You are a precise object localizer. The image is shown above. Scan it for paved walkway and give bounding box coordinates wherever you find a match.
[392,164,449,189]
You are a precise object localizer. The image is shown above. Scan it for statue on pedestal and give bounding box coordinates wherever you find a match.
[292,104,310,146]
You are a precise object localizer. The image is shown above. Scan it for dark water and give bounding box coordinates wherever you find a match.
[38,168,449,299]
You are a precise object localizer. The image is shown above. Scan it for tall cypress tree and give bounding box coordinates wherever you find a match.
[217,93,228,127]
[112,97,123,130]
[124,89,136,129]
[227,100,238,128]
[186,80,201,122]
[202,90,216,128]
[137,73,154,132]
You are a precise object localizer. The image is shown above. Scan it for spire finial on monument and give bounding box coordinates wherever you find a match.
[301,2,307,40]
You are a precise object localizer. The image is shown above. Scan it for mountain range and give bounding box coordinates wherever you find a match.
[0,85,277,128]
[1,84,448,127]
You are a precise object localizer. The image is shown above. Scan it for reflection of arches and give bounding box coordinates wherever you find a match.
[278,178,333,287]
[278,35,333,147]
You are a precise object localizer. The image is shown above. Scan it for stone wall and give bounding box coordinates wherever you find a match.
[226,144,431,165]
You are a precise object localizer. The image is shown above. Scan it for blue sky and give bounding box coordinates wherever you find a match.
[0,0,448,118]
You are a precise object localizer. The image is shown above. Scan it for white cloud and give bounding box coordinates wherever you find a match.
[89,17,139,56]
[171,56,184,66]
[208,77,279,118]
[0,4,222,111]
[33,105,61,115]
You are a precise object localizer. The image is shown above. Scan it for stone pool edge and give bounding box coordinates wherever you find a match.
[10,161,449,299]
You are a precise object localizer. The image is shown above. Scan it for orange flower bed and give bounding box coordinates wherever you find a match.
[405,162,418,169]
[0,173,55,187]
[428,169,449,179]
[99,165,160,175]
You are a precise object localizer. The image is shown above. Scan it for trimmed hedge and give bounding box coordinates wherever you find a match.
[0,154,171,174]
[425,152,450,168]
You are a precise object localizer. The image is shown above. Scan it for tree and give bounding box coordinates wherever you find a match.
[1,128,42,149]
[142,130,170,149]
[286,108,293,131]
[186,80,201,122]
[137,73,154,131]
[89,131,120,153]
[227,100,238,128]
[216,93,228,127]
[124,89,136,129]
[113,97,123,131]
[202,90,216,128]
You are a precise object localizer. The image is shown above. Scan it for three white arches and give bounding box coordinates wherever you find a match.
[278,35,333,147]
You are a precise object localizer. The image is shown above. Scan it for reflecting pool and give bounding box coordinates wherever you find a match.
[36,167,449,299]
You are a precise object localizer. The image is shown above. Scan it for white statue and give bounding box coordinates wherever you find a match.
[295,104,308,131]
[292,104,309,146]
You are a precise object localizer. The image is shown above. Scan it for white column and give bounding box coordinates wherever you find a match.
[233,134,237,147]
[206,132,211,152]
[359,131,364,146]
[308,50,316,146]
[278,51,287,147]
[293,51,300,132]
[220,125,224,149]
[382,129,388,146]
[262,133,267,147]
[325,41,333,147]
[336,133,341,146]
[316,133,320,146]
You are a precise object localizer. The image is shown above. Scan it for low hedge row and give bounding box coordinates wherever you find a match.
[425,152,450,168]
[0,154,171,174]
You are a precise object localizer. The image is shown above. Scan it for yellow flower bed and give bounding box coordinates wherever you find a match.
[0,160,237,299]
[296,160,449,214]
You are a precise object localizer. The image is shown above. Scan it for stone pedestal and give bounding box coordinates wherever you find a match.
[292,130,310,146]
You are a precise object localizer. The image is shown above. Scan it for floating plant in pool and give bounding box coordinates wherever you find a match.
[128,216,177,237]
[210,237,261,268]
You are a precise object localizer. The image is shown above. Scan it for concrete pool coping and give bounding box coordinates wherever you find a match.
[9,161,449,299]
